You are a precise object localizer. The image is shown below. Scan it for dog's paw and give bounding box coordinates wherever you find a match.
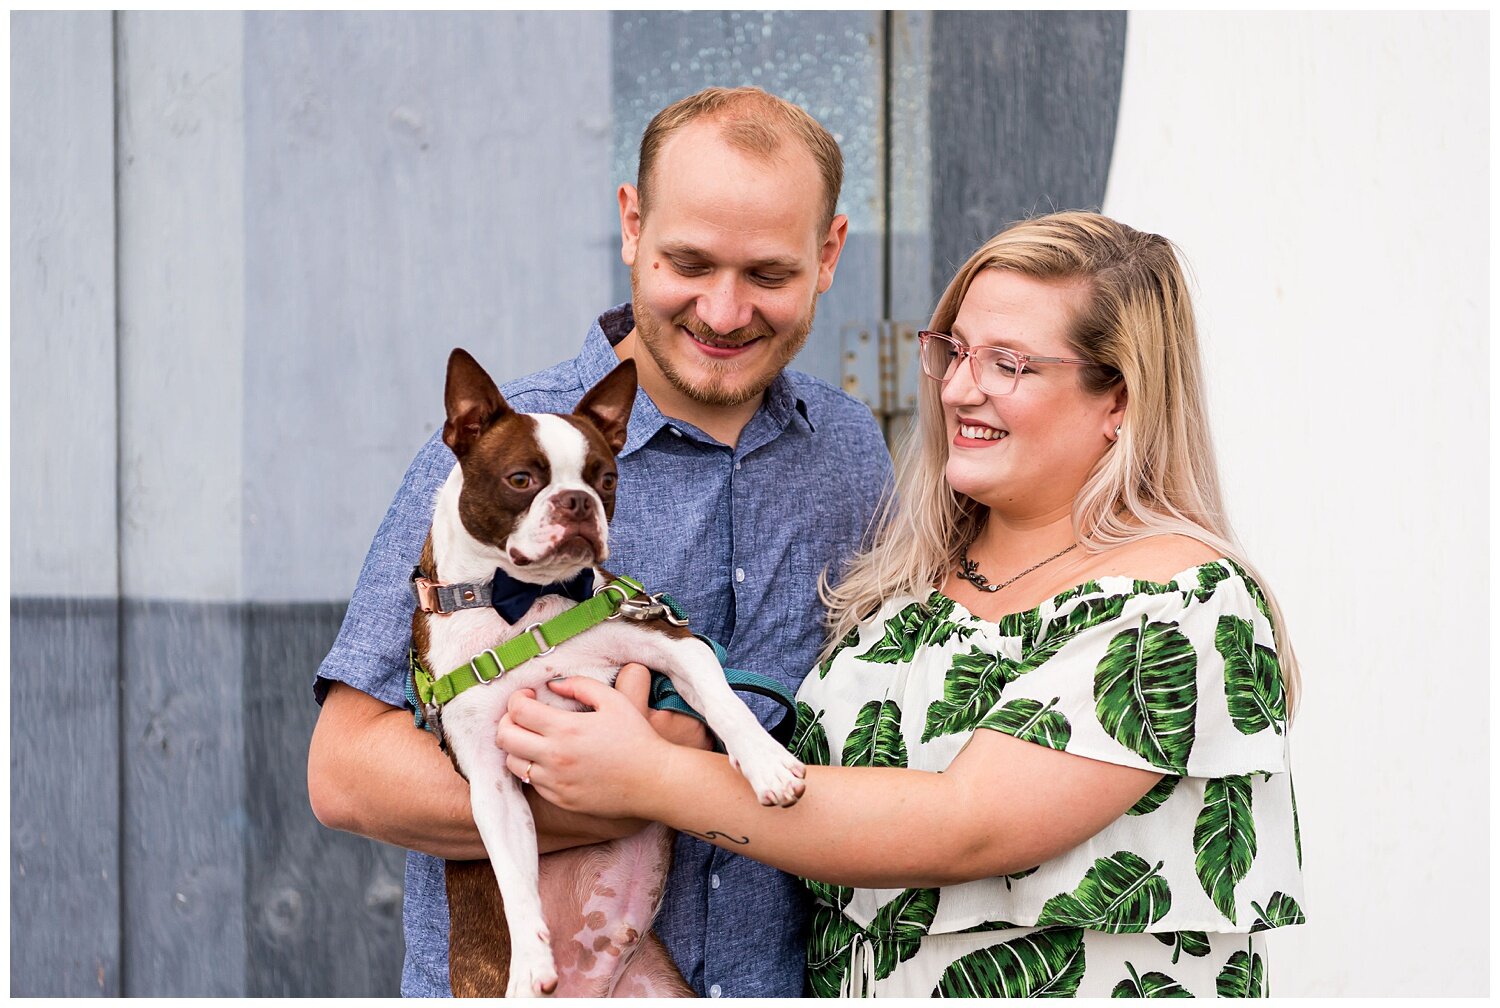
[506,934,559,998]
[505,963,558,998]
[730,739,807,808]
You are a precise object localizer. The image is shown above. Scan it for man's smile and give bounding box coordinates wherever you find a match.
[681,324,765,358]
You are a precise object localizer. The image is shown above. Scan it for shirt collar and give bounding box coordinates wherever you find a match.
[575,303,815,457]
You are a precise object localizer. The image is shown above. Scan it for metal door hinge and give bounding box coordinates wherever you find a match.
[841,320,924,446]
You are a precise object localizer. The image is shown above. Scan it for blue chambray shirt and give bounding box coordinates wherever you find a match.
[316,304,892,997]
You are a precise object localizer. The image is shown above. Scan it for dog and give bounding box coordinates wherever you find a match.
[411,348,807,997]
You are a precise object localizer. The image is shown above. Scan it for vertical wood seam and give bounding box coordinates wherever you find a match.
[880,10,893,327]
[110,9,127,997]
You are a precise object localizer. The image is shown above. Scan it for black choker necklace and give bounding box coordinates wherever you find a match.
[958,542,1079,594]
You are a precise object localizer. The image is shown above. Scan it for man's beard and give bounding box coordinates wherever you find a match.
[630,265,816,408]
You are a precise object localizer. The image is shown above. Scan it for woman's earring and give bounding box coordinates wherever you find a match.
[1115,425,1122,436]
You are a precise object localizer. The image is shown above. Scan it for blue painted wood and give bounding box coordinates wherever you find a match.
[241,11,616,604]
[928,11,1126,292]
[246,603,405,996]
[10,600,122,996]
[120,600,247,995]
[9,11,119,598]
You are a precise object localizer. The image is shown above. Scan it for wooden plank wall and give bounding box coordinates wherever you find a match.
[10,11,122,997]
[10,10,1126,996]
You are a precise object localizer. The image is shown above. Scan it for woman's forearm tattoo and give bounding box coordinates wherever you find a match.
[683,828,749,846]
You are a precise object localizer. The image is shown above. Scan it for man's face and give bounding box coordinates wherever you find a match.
[619,121,847,409]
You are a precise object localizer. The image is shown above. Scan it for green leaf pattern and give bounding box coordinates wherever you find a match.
[1017,593,1130,673]
[790,701,830,768]
[1152,930,1212,964]
[1225,558,1273,622]
[1111,961,1194,997]
[1216,946,1266,997]
[1036,851,1172,933]
[1250,892,1305,932]
[1216,615,1286,736]
[977,697,1072,750]
[923,645,1026,742]
[805,877,853,913]
[1193,775,1257,923]
[818,625,862,679]
[934,927,1087,997]
[1291,775,1302,869]
[868,887,941,980]
[857,593,974,664]
[1127,775,1180,817]
[795,562,1303,995]
[806,904,863,998]
[1094,617,1199,772]
[1192,562,1232,602]
[842,699,907,769]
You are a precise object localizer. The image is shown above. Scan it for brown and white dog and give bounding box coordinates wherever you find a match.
[412,349,806,998]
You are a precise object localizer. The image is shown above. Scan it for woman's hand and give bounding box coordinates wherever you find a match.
[497,667,680,819]
[617,663,715,752]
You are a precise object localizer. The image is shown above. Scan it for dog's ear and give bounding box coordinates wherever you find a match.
[444,348,512,456]
[574,358,637,454]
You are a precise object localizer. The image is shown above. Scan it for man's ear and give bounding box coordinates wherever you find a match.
[443,348,511,456]
[574,359,638,454]
[618,183,642,268]
[816,213,850,294]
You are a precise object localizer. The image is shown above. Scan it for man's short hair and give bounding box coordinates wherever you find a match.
[636,86,844,232]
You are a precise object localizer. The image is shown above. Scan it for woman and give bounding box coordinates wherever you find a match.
[499,211,1304,997]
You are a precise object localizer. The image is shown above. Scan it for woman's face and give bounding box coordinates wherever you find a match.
[940,269,1125,520]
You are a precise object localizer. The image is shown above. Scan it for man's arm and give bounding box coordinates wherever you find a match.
[308,681,647,858]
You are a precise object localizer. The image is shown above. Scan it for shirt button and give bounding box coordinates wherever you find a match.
[710,985,722,998]
[711,874,721,889]
[734,568,745,583]
[669,426,683,437]
[734,460,742,471]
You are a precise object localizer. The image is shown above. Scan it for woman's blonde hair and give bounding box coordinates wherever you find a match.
[821,211,1300,710]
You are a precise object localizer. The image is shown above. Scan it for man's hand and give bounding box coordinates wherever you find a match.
[615,662,715,751]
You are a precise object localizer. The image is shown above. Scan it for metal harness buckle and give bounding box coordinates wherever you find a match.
[468,647,504,684]
[593,581,632,608]
[413,576,447,614]
[612,592,690,627]
[522,623,555,656]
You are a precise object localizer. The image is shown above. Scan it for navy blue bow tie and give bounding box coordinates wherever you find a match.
[490,567,596,623]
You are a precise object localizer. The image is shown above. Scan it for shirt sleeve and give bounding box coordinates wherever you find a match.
[313,432,454,709]
[976,566,1291,778]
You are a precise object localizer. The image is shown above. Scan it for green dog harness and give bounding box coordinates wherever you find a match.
[411,575,648,710]
[405,574,797,748]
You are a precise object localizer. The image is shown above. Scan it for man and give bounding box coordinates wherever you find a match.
[308,86,892,997]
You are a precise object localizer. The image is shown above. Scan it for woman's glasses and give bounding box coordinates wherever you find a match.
[917,330,1099,397]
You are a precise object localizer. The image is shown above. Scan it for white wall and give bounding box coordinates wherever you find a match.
[1104,13,1488,996]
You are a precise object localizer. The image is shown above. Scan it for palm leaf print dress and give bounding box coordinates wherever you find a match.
[793,561,1305,997]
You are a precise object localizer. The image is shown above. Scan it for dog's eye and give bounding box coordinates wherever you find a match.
[506,472,534,490]
[599,472,617,492]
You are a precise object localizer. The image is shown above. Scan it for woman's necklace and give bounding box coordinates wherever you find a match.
[957,542,1080,594]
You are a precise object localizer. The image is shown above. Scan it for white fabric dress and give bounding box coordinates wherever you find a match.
[792,560,1305,997]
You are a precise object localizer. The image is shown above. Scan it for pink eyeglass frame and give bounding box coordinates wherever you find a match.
[917,330,1099,396]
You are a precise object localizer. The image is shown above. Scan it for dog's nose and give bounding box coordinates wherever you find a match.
[554,491,594,520]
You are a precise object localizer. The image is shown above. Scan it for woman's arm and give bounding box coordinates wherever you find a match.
[498,676,1162,890]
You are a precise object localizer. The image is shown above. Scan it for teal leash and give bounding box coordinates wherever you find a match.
[647,592,798,749]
